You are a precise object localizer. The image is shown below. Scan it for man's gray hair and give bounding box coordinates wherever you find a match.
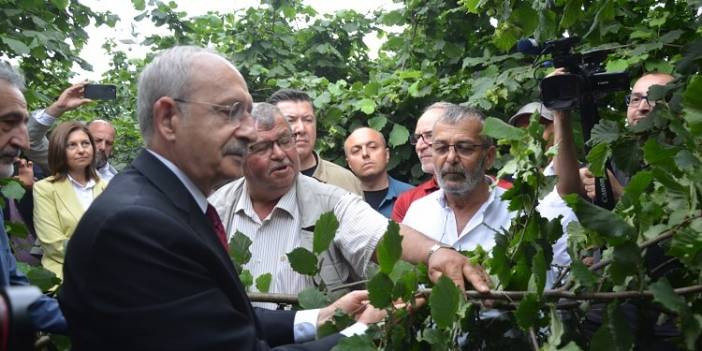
[251,102,290,131]
[437,104,492,145]
[0,63,25,91]
[136,46,224,146]
[423,101,453,114]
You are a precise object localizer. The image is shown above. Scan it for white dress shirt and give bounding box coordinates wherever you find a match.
[67,174,97,210]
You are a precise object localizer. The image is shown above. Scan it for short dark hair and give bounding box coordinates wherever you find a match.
[48,121,99,183]
[268,89,313,109]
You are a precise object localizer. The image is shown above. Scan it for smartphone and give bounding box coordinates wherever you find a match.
[84,84,117,100]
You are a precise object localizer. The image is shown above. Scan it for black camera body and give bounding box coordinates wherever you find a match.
[539,37,629,111]
[0,286,42,351]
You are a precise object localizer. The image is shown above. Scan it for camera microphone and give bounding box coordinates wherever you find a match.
[516,38,542,55]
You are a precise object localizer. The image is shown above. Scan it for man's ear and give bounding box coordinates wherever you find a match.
[483,145,497,170]
[152,97,179,142]
[384,147,390,164]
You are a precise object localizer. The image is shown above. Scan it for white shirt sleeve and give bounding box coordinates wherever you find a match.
[33,109,57,126]
[293,309,320,343]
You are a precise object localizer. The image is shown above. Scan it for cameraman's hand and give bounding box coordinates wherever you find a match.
[14,158,34,189]
[579,167,623,201]
[46,81,92,117]
[547,67,568,78]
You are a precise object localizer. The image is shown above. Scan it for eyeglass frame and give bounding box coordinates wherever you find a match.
[248,132,296,156]
[431,141,490,157]
[409,132,432,145]
[624,94,657,108]
[173,98,245,124]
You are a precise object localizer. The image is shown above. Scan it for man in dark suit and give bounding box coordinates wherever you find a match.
[60,46,382,350]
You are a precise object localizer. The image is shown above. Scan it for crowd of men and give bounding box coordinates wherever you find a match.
[0,44,676,350]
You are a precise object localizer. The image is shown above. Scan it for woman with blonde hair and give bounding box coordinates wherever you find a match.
[34,121,107,278]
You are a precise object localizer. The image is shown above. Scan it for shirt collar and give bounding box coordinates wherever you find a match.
[67,174,96,190]
[147,149,208,214]
[236,180,298,221]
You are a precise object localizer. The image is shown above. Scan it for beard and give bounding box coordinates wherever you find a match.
[94,150,108,169]
[436,156,485,196]
[0,147,20,178]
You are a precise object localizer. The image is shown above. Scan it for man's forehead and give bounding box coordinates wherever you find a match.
[433,120,482,140]
[632,74,673,94]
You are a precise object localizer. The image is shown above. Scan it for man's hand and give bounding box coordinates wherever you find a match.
[45,82,92,117]
[579,167,623,201]
[428,248,490,293]
[317,290,385,326]
[14,158,35,189]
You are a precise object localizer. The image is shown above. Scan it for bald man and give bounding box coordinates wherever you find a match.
[344,127,413,218]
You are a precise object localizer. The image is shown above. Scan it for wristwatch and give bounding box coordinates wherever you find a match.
[427,243,455,262]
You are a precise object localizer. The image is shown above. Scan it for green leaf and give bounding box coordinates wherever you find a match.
[287,248,318,276]
[571,260,598,288]
[674,150,701,171]
[131,0,146,10]
[430,275,460,329]
[530,246,547,296]
[609,242,641,284]
[643,138,678,170]
[312,212,338,255]
[388,124,410,147]
[545,307,564,348]
[255,273,272,293]
[590,303,634,351]
[1,37,30,55]
[239,269,253,289]
[462,0,486,14]
[650,278,687,314]
[483,117,526,141]
[50,0,68,9]
[514,293,539,330]
[332,334,376,351]
[622,170,652,201]
[585,143,611,177]
[560,0,582,29]
[368,116,388,131]
[298,287,329,309]
[606,59,629,72]
[357,98,376,115]
[564,195,636,246]
[228,231,252,269]
[1,179,26,200]
[589,120,621,145]
[24,266,60,292]
[5,222,28,238]
[681,314,702,351]
[368,272,394,309]
[376,221,402,274]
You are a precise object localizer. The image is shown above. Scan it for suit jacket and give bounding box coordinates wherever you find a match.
[60,150,343,351]
[33,176,107,278]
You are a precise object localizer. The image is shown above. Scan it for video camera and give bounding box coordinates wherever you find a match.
[534,37,630,110]
[518,36,630,209]
[0,286,42,351]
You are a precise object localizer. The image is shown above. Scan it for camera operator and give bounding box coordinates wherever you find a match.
[0,63,67,335]
[579,72,674,201]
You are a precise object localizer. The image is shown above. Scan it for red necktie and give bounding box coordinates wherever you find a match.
[206,204,229,250]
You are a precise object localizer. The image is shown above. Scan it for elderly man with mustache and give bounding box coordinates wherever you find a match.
[210,103,493,304]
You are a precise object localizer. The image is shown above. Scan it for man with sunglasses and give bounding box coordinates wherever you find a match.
[210,102,492,304]
[579,72,674,201]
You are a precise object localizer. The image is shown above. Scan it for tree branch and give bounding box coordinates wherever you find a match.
[248,284,702,304]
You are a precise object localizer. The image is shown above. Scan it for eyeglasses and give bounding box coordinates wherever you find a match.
[174,98,245,124]
[432,142,488,157]
[409,132,432,145]
[248,133,295,155]
[66,140,92,151]
[624,94,654,108]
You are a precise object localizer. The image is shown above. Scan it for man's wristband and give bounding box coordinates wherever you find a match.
[427,243,455,263]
